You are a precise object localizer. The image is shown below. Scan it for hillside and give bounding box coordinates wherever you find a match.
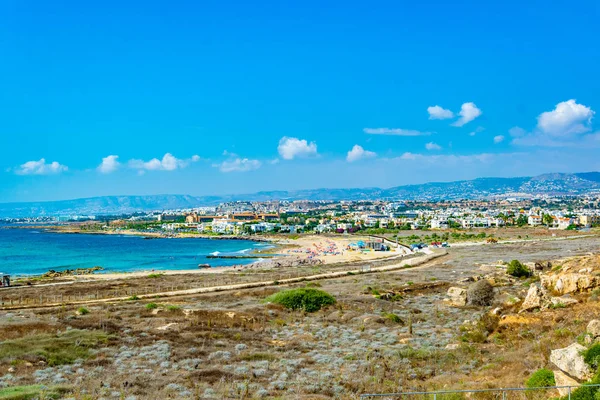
[1,172,599,217]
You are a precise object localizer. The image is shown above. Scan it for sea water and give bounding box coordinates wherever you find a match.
[0,226,267,276]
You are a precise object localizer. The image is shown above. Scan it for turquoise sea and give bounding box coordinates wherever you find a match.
[0,225,268,276]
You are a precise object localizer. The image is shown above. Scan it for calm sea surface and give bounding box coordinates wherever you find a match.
[0,226,268,275]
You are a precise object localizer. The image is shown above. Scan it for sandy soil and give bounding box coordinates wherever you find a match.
[275,235,404,263]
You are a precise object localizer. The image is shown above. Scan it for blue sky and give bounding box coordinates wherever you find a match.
[1,0,599,202]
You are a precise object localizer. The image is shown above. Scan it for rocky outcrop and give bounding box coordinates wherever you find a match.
[550,343,593,381]
[520,284,550,312]
[520,284,578,312]
[445,287,467,306]
[541,273,598,295]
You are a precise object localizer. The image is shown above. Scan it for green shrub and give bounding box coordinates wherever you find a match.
[526,368,555,388]
[584,344,600,369]
[166,305,181,312]
[77,307,89,315]
[147,273,164,278]
[127,295,140,301]
[507,260,532,278]
[562,371,600,400]
[145,302,158,310]
[264,288,336,312]
[382,313,403,324]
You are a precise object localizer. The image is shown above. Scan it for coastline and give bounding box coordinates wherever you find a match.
[5,225,409,281]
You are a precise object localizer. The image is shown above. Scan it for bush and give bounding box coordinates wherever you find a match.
[526,368,556,388]
[127,295,140,301]
[264,288,336,312]
[145,302,158,310]
[467,280,495,306]
[507,260,532,278]
[166,305,181,312]
[561,371,600,400]
[584,344,600,369]
[382,313,404,324]
[77,307,89,315]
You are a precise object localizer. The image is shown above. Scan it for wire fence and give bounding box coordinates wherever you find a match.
[360,384,600,399]
[0,251,442,309]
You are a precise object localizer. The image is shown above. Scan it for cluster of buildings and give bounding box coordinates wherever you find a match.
[154,205,600,235]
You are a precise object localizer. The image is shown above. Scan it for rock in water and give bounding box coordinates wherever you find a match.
[550,343,592,381]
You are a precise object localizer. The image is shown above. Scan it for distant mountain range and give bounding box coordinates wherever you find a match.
[2,172,600,218]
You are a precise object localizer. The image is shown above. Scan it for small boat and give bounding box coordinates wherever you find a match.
[198,263,211,269]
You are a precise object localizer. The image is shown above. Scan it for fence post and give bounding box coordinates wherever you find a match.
[568,386,572,400]
[502,391,506,400]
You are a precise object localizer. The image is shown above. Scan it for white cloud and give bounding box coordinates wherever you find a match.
[468,126,485,136]
[214,157,261,172]
[451,102,482,127]
[509,126,527,137]
[399,152,418,160]
[493,135,505,144]
[277,137,317,160]
[512,131,600,148]
[128,153,198,172]
[191,155,201,162]
[97,155,120,174]
[346,145,376,162]
[427,105,454,120]
[425,142,442,150]
[15,159,68,175]
[363,128,431,136]
[537,99,594,136]
[394,152,503,164]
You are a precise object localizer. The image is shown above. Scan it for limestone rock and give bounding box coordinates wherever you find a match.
[550,343,593,381]
[446,287,467,306]
[550,297,578,308]
[520,284,550,312]
[541,273,598,295]
[553,370,580,396]
[587,320,600,338]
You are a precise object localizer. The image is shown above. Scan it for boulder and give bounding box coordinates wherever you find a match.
[550,343,593,381]
[446,287,467,306]
[550,297,578,308]
[587,320,600,338]
[520,284,550,312]
[553,369,580,396]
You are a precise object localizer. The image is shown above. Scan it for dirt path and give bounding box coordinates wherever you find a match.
[0,251,447,310]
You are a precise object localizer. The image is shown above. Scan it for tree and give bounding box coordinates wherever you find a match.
[516,215,528,227]
[542,214,554,227]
